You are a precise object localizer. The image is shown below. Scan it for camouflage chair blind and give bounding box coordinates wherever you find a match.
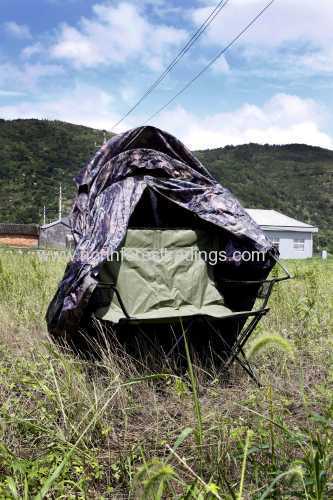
[46,126,289,381]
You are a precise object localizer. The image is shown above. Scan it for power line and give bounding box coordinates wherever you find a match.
[110,0,230,132]
[144,0,275,125]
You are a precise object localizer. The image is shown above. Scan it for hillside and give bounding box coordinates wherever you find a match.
[196,143,333,251]
[0,119,107,223]
[0,119,332,250]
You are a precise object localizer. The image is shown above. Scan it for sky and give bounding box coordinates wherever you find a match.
[0,0,333,149]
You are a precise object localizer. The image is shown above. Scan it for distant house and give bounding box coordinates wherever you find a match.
[246,209,318,259]
[0,223,39,248]
[39,217,73,249]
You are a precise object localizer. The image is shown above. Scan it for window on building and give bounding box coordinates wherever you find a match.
[293,238,305,251]
[270,236,280,250]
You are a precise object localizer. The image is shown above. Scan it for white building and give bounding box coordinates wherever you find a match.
[246,209,318,259]
[39,216,73,249]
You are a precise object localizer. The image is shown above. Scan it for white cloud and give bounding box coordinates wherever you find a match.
[1,88,331,150]
[211,55,230,74]
[0,62,64,91]
[50,1,187,69]
[194,54,230,75]
[4,21,32,39]
[193,0,333,47]
[192,0,333,72]
[0,84,121,130]
[0,90,25,97]
[119,83,138,104]
[152,94,333,150]
[21,42,44,59]
[300,47,333,74]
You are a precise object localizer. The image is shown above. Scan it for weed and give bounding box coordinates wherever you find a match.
[0,251,332,498]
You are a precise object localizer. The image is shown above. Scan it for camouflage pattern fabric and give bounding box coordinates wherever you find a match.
[46,126,275,339]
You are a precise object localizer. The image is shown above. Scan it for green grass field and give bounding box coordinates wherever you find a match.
[0,250,332,499]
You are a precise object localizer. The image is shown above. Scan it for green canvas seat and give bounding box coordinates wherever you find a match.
[91,227,290,387]
[94,229,233,323]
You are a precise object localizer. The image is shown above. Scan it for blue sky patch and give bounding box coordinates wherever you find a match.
[0,0,332,149]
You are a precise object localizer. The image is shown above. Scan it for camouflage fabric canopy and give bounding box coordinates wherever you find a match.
[46,126,275,339]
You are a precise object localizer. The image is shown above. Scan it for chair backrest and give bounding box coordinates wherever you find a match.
[93,229,227,323]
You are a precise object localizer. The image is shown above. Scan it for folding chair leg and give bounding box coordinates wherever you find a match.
[235,348,261,387]
[223,311,267,368]
[203,317,261,386]
[165,319,193,357]
[166,333,185,357]
[136,325,162,354]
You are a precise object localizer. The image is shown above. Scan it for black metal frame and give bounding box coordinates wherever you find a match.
[208,255,292,384]
[94,253,292,385]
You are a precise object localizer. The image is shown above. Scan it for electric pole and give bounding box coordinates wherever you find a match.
[59,184,62,221]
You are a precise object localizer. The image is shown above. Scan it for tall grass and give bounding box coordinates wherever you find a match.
[0,249,332,498]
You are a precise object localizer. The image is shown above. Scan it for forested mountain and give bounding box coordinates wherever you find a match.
[196,144,333,250]
[0,119,106,223]
[1,119,332,250]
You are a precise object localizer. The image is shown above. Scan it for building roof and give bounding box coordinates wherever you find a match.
[41,216,70,230]
[246,209,318,233]
[0,223,39,236]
